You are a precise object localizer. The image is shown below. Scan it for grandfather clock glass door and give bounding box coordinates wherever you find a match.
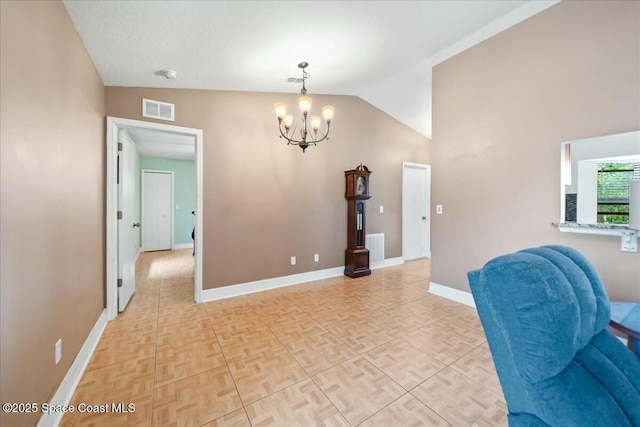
[356,202,364,246]
[345,164,372,278]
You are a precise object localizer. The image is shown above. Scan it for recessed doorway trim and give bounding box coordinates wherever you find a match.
[106,116,203,320]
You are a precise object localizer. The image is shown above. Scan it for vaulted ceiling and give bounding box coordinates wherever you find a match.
[63,0,558,142]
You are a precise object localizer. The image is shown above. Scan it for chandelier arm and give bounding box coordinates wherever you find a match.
[291,120,303,144]
[309,122,331,143]
[278,122,330,146]
[278,123,304,145]
[310,131,330,144]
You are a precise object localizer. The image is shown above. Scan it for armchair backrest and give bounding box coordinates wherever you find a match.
[468,245,640,426]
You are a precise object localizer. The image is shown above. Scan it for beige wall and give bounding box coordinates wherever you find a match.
[431,0,640,301]
[106,88,430,289]
[0,2,105,426]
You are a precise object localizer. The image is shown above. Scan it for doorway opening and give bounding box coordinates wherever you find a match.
[106,117,203,320]
[402,162,431,260]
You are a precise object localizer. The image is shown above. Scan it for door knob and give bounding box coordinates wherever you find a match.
[422,216,427,220]
[133,222,141,227]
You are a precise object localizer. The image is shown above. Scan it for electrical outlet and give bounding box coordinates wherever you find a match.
[314,253,319,262]
[290,256,296,265]
[55,339,62,364]
[621,231,638,252]
[436,205,443,215]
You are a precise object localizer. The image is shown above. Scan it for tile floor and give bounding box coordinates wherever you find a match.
[61,249,506,427]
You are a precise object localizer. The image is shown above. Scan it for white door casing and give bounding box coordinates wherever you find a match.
[106,116,203,321]
[142,170,173,251]
[117,130,137,312]
[402,162,431,260]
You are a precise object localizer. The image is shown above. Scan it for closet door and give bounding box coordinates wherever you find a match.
[142,170,173,251]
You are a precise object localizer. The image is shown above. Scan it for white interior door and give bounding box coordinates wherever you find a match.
[142,171,173,251]
[403,162,431,260]
[117,130,137,312]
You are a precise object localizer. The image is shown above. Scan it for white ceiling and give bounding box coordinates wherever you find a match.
[64,0,558,153]
[126,127,195,160]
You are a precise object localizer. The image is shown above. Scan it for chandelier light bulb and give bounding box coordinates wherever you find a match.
[275,103,287,119]
[310,116,321,131]
[298,96,312,113]
[322,106,335,123]
[283,114,293,130]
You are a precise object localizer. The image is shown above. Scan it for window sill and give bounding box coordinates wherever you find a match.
[552,222,634,236]
[552,222,638,252]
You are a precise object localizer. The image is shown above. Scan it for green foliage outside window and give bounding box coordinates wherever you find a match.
[597,162,633,224]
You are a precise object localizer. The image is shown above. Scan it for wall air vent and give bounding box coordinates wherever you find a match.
[142,98,175,121]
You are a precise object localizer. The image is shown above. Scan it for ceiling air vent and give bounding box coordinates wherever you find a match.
[286,77,304,83]
[142,98,175,121]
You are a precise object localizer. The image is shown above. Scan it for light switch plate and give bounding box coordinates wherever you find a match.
[436,205,443,215]
[379,206,384,213]
[290,256,296,265]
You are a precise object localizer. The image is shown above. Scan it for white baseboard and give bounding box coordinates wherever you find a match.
[37,309,107,427]
[202,266,344,302]
[371,256,404,270]
[429,282,476,308]
[173,243,194,250]
[202,257,405,303]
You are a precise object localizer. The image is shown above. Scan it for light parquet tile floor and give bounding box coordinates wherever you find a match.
[61,249,507,427]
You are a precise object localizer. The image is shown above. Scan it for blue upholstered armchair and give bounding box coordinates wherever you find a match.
[468,245,640,427]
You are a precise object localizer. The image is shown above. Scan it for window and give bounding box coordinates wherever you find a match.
[597,162,640,224]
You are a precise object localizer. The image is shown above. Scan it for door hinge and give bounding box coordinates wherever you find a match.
[117,210,123,220]
[117,142,123,152]
[117,278,123,288]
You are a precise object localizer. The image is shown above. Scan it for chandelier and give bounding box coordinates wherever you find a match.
[275,62,335,153]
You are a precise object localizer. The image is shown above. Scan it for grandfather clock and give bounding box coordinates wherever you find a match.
[344,164,372,278]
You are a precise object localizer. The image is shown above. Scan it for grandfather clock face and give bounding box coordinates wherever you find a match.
[356,176,366,196]
[345,165,371,200]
